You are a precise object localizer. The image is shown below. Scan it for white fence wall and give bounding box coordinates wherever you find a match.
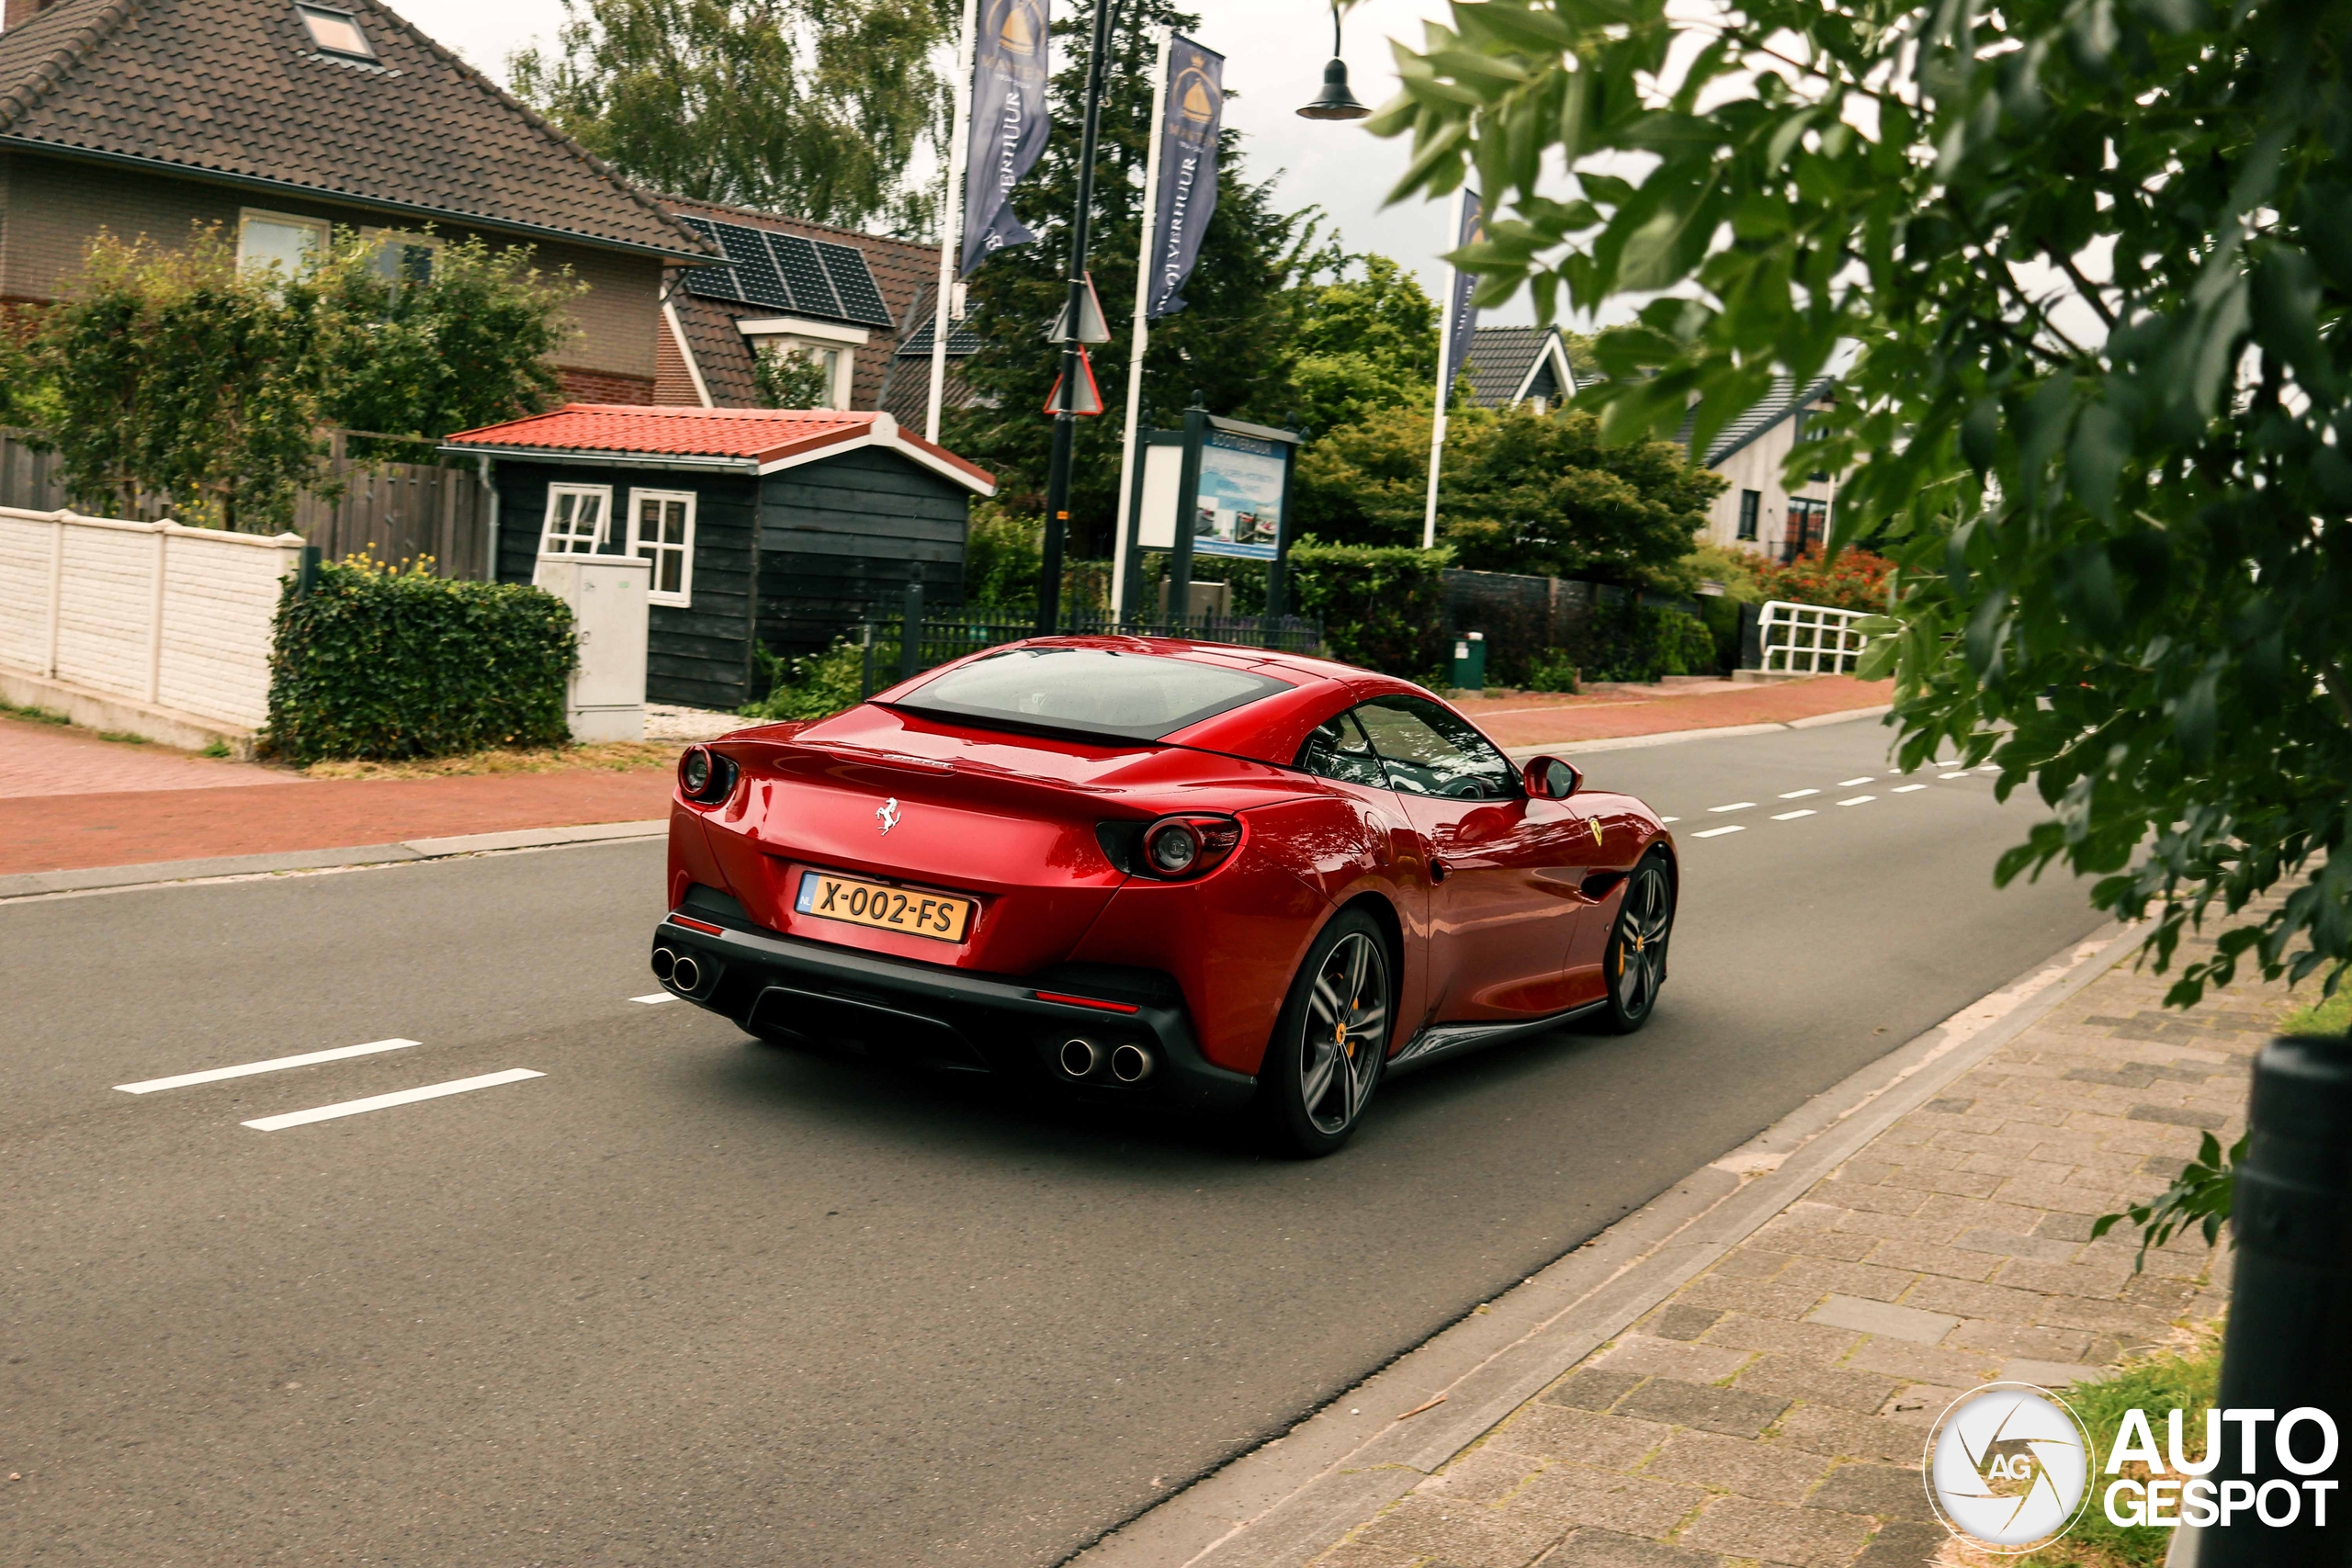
[0,507,305,730]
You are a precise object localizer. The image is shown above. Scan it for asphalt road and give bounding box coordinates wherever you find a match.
[0,720,2109,1566]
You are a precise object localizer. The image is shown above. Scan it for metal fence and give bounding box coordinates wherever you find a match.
[1757,598,1873,674]
[848,588,1324,700]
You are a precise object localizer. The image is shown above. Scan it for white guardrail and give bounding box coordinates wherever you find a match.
[1757,598,1873,675]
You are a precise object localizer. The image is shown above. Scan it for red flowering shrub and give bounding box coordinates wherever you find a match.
[1756,547,1894,615]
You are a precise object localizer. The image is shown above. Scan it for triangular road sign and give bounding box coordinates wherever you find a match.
[1045,272,1113,344]
[1043,346,1106,416]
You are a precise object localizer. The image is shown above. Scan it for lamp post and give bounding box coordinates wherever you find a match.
[1295,0,1370,120]
[1035,0,1124,637]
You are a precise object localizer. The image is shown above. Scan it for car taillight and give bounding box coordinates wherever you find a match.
[1133,814,1241,879]
[679,745,737,805]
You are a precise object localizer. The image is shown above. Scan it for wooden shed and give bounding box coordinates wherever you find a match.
[444,405,995,710]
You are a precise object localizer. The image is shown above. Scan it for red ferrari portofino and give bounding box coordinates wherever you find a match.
[652,638,1678,1154]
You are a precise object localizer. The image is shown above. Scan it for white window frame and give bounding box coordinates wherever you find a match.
[750,336,854,410]
[628,488,697,608]
[538,483,613,556]
[236,209,328,278]
[296,3,377,60]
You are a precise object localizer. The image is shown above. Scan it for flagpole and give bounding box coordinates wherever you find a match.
[1421,184,1467,551]
[1110,28,1172,621]
[925,0,980,444]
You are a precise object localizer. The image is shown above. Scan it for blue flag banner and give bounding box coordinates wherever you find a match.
[960,0,1053,276]
[1145,35,1225,319]
[1442,188,1484,389]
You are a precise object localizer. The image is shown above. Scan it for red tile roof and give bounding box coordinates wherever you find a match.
[443,404,995,494]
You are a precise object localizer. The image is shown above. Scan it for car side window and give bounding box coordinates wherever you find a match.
[1296,708,1390,789]
[1353,695,1518,800]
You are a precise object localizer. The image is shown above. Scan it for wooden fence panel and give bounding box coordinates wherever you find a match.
[0,431,492,580]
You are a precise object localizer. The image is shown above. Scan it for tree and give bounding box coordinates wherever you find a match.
[9,225,581,529]
[1374,0,2352,1006]
[944,0,1329,547]
[510,0,951,233]
[1295,401,1721,581]
[1289,254,1437,437]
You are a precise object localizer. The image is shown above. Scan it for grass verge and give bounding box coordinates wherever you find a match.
[2017,1319,2223,1567]
[2277,986,2352,1039]
[303,740,682,780]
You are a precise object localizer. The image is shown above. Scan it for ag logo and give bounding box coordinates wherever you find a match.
[1925,1382,2094,1551]
[876,797,901,835]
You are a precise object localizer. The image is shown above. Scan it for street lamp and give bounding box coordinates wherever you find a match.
[1034,0,1123,637]
[1295,0,1370,119]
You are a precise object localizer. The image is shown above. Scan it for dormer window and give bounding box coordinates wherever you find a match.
[296,4,375,60]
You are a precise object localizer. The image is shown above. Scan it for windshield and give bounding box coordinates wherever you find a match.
[893,647,1290,740]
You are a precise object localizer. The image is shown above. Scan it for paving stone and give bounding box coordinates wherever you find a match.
[1310,1540,1429,1568]
[1941,1319,2094,1362]
[1594,1335,1754,1383]
[1496,1404,1673,1471]
[1804,1295,1960,1346]
[1897,1275,2047,1322]
[1858,1237,2002,1282]
[1613,1378,1791,1439]
[1848,1519,1953,1566]
[2032,1212,2098,1243]
[1351,1495,1562,1567]
[1773,1405,1933,1465]
[1804,1462,1936,1520]
[1776,1259,1921,1303]
[1711,1247,1798,1280]
[1674,1495,1876,1565]
[1541,1368,1645,1413]
[1998,1258,2134,1296]
[1845,1337,1999,1387]
[1701,1312,1861,1362]
[1543,1528,1725,1568]
[2002,1358,2111,1386]
[1673,1277,1827,1320]
[1640,1429,1834,1498]
[1734,1354,1900,1415]
[1945,1229,2077,1268]
[1806,1179,1928,1216]
[1921,1097,1974,1114]
[1500,1465,1706,1537]
[2128,1102,2231,1129]
[1643,1304,1725,1342]
[1420,1446,1548,1505]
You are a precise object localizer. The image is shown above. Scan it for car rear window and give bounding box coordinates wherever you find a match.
[892,647,1291,740]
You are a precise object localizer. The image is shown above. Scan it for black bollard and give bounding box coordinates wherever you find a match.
[2199,1033,2352,1566]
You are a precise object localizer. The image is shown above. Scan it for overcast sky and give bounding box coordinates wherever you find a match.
[385,0,1539,325]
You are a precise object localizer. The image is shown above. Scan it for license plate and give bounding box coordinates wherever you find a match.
[795,871,974,942]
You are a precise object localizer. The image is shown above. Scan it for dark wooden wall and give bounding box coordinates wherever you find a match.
[758,447,968,660]
[492,460,761,712]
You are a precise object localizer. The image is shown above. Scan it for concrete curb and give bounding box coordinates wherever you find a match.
[1503,704,1894,761]
[0,818,667,902]
[1065,918,2146,1568]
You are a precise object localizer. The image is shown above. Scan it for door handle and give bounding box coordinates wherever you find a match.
[1430,856,1451,884]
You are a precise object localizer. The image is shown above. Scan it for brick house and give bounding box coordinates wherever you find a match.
[0,0,712,403]
[654,195,978,423]
[1459,324,1580,414]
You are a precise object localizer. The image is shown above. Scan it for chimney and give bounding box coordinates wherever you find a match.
[3,0,56,28]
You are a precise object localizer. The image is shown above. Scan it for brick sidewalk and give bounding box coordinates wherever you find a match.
[0,713,294,798]
[1310,928,2270,1568]
[1455,677,1893,750]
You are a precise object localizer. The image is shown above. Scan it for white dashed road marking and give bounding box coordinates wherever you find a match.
[1894,784,1927,794]
[630,993,679,1005]
[1708,802,1756,813]
[1693,825,1746,839]
[117,1039,422,1095]
[1660,817,1680,824]
[1838,776,1875,786]
[1838,795,1876,806]
[1771,809,1816,820]
[1941,773,1969,781]
[1779,788,1819,799]
[242,1069,546,1132]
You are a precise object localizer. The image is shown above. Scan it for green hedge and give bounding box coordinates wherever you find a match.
[1286,542,1451,679]
[266,559,576,763]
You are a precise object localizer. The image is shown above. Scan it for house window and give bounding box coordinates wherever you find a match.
[237,209,328,278]
[1736,489,1761,541]
[539,484,611,555]
[754,339,852,409]
[630,489,695,606]
[1786,496,1829,561]
[361,227,441,286]
[296,3,375,59]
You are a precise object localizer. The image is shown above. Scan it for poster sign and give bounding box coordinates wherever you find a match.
[1146,36,1225,319]
[1189,430,1284,558]
[960,0,1052,276]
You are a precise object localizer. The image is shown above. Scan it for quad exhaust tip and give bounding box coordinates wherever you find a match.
[1110,1043,1155,1083]
[1059,1038,1099,1077]
[650,946,676,982]
[670,953,702,993]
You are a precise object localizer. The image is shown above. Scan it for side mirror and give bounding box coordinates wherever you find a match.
[1523,755,1579,799]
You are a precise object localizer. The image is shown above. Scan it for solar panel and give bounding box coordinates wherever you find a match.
[673,216,745,303]
[766,232,842,318]
[816,241,895,329]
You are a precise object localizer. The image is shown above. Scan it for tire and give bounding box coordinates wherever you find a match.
[1599,851,1675,1033]
[1257,908,1394,1156]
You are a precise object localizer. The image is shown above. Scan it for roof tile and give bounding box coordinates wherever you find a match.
[445,403,995,492]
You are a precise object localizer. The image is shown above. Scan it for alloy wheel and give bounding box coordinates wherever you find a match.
[1612,864,1671,1019]
[1299,931,1388,1135]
